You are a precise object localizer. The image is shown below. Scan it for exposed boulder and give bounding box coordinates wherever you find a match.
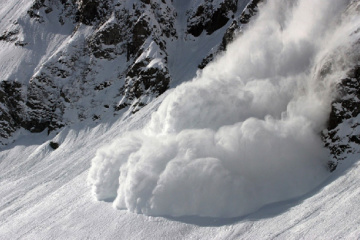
[49,141,60,149]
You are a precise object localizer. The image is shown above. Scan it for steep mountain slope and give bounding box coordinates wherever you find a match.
[1,0,360,238]
[89,0,360,218]
[0,82,359,240]
[0,0,254,145]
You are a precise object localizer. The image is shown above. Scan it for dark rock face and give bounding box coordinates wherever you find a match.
[0,77,64,139]
[199,0,263,69]
[88,23,125,59]
[321,0,360,170]
[77,0,100,24]
[98,24,123,46]
[199,19,238,69]
[187,0,238,37]
[27,0,46,22]
[0,81,23,139]
[118,58,170,113]
[0,76,63,138]
[219,20,239,51]
[327,72,360,131]
[323,65,360,166]
[130,18,152,58]
[239,0,263,24]
[25,74,64,133]
[76,0,111,25]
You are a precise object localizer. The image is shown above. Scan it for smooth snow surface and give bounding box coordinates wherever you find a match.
[89,0,360,217]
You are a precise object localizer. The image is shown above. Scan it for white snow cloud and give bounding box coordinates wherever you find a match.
[88,0,360,217]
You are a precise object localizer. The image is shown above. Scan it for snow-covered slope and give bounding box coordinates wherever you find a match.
[1,0,360,238]
[0,92,359,239]
[0,0,253,144]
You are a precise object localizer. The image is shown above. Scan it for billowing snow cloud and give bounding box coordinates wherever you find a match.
[88,0,360,217]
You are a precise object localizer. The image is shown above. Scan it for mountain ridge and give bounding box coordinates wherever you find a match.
[0,0,257,145]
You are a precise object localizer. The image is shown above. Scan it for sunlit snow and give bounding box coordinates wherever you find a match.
[1,0,360,239]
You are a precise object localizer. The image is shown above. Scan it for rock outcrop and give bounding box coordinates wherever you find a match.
[187,0,238,37]
[199,0,264,69]
[321,1,360,171]
[0,0,253,145]
[323,65,360,170]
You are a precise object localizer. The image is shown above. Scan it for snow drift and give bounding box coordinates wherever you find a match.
[88,0,360,217]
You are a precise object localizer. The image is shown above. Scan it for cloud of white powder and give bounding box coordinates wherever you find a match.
[88,0,360,217]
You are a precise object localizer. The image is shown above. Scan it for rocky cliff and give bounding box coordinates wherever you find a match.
[0,0,256,144]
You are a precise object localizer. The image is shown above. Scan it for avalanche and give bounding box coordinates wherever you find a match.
[89,0,360,217]
[1,0,360,239]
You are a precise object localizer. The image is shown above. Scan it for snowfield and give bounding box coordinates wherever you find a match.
[0,93,360,239]
[1,0,360,239]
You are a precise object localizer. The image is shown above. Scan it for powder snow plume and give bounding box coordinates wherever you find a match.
[88,0,360,217]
